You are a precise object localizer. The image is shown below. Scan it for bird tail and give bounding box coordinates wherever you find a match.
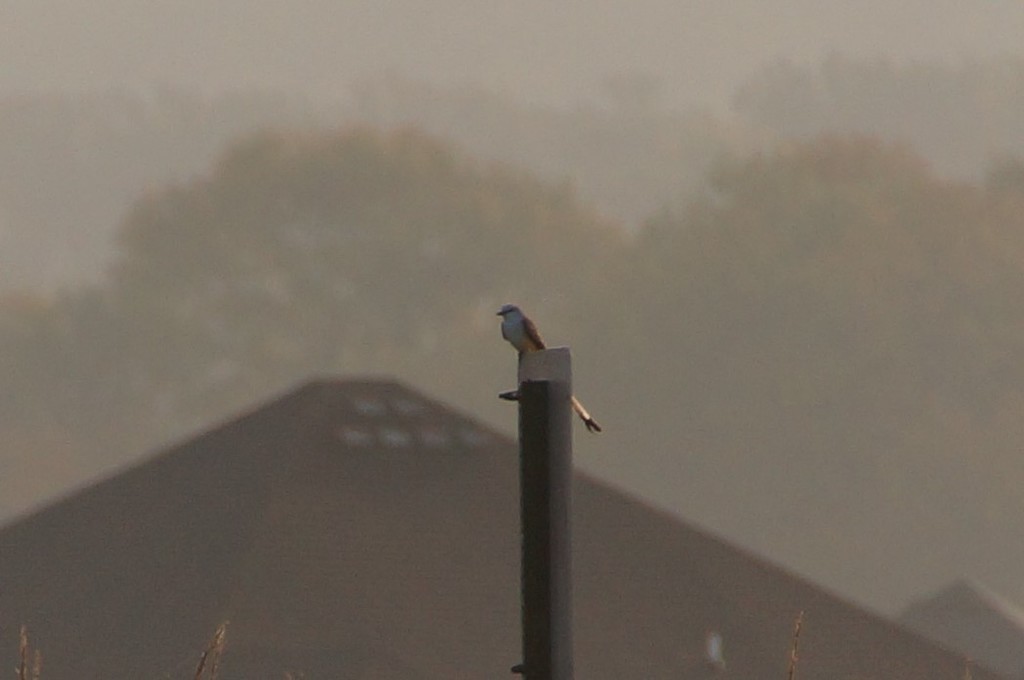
[571,395,602,433]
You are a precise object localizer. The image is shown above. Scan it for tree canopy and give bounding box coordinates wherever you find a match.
[3,126,621,465]
[586,136,1024,606]
[734,54,1024,179]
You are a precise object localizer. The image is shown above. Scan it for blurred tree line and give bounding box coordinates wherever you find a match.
[0,127,623,510]
[6,53,1024,292]
[0,81,760,292]
[0,88,329,290]
[348,74,766,224]
[4,121,1024,614]
[734,54,1024,179]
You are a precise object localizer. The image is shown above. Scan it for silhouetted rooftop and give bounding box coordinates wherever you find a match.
[900,578,1024,678]
[0,379,1004,679]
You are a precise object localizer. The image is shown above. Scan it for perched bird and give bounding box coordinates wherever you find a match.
[497,303,602,433]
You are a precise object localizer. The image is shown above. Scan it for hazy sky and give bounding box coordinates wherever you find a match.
[3,0,1024,108]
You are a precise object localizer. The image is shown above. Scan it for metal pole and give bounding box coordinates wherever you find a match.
[514,348,574,680]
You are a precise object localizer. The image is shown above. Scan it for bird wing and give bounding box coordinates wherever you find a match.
[522,315,546,352]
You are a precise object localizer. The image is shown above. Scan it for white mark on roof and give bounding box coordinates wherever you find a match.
[351,396,387,416]
[419,426,451,448]
[391,397,427,415]
[336,425,373,447]
[379,427,413,448]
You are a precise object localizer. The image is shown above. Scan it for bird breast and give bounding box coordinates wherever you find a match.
[501,315,528,351]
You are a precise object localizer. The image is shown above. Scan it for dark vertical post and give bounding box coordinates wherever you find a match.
[517,348,574,680]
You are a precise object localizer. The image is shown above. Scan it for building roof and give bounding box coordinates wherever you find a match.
[0,379,1003,679]
[899,578,1024,678]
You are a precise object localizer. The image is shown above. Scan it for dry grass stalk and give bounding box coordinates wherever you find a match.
[14,625,42,680]
[193,622,228,680]
[18,625,28,680]
[786,610,804,680]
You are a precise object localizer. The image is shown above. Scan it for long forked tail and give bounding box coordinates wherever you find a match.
[571,395,602,433]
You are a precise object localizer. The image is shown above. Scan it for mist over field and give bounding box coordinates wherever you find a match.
[4,0,1024,107]
[4,0,1024,619]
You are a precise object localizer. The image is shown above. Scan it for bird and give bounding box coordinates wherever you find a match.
[497,303,602,433]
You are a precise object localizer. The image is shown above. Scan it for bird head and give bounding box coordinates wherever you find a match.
[496,303,521,317]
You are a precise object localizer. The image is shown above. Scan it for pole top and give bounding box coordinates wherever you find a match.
[518,347,572,387]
